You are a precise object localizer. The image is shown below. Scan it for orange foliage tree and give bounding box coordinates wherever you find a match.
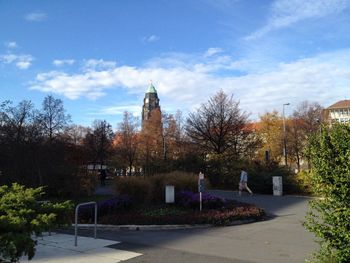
[139,108,164,175]
[114,112,140,176]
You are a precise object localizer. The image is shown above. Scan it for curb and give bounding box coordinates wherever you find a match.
[72,223,212,231]
[71,217,261,231]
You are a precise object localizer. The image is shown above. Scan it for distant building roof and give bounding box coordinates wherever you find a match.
[327,100,350,109]
[146,83,157,94]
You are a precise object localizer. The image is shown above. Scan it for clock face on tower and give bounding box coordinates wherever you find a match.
[145,98,149,103]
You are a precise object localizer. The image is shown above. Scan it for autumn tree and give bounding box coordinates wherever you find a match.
[286,118,306,171]
[114,112,140,176]
[257,111,284,163]
[163,110,188,161]
[139,108,163,175]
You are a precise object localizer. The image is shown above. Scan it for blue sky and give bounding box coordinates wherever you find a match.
[1,0,350,128]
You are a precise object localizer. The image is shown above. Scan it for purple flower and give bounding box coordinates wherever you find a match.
[175,191,226,210]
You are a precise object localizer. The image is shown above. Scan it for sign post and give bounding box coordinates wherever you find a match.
[198,172,205,211]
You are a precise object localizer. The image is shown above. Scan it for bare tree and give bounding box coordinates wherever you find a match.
[0,100,37,142]
[186,90,248,155]
[289,101,324,170]
[83,120,114,166]
[293,101,323,134]
[0,100,44,184]
[64,124,89,145]
[40,95,70,141]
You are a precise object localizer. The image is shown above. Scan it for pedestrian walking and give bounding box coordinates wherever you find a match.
[99,169,107,187]
[239,169,253,196]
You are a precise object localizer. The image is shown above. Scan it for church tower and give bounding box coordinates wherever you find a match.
[142,83,161,124]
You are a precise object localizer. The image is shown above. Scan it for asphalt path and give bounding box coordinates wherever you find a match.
[76,190,318,263]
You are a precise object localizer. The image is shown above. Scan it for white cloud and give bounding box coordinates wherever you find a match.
[53,59,75,66]
[5,42,18,49]
[97,105,142,117]
[16,61,31,69]
[83,59,117,71]
[246,0,350,40]
[29,49,350,118]
[143,35,160,43]
[25,12,47,22]
[204,47,224,57]
[0,54,34,69]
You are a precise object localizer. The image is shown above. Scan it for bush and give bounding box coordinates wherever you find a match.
[78,195,132,222]
[98,195,132,214]
[304,124,350,262]
[293,170,313,195]
[0,184,73,262]
[115,171,207,205]
[115,177,151,205]
[216,160,298,194]
[149,171,206,203]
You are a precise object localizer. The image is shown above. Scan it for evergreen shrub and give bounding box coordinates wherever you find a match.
[0,184,72,262]
[304,124,350,262]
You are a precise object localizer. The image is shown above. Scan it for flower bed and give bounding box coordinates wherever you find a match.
[76,191,265,226]
[98,204,264,226]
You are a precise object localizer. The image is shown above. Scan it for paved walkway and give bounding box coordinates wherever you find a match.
[21,233,141,263]
[23,191,318,262]
[92,191,318,263]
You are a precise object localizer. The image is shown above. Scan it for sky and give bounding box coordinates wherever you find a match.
[1,0,350,128]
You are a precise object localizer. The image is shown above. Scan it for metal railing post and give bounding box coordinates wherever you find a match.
[74,201,97,246]
[94,202,97,239]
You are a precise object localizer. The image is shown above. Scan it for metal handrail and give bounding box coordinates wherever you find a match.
[75,201,97,246]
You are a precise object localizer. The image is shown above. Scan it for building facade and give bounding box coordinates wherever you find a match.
[142,83,161,123]
[325,100,350,124]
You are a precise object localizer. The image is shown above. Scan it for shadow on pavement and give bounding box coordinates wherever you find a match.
[57,190,317,263]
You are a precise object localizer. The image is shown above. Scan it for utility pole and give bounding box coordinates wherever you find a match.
[283,103,290,166]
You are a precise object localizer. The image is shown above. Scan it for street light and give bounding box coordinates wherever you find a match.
[283,103,290,166]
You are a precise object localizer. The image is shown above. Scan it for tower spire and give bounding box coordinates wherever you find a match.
[146,81,157,94]
[142,82,161,123]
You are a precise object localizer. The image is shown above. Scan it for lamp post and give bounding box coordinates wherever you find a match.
[283,103,290,166]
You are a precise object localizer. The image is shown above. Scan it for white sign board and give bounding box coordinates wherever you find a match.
[165,185,175,203]
[273,176,283,196]
[199,172,204,180]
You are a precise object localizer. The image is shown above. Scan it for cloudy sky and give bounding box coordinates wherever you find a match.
[1,0,350,127]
